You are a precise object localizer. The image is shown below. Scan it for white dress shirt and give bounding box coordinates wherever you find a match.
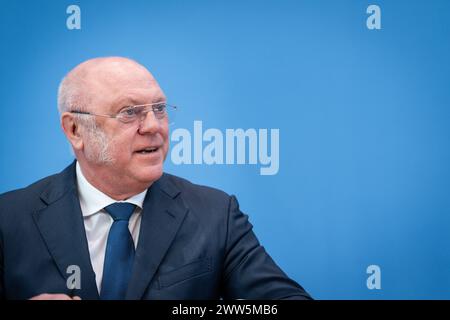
[75,162,147,294]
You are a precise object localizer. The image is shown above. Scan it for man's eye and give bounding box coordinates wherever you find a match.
[122,108,137,117]
[153,104,165,113]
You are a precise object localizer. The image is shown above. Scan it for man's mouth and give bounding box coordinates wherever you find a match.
[136,147,159,154]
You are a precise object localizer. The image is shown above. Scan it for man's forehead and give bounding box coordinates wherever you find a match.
[112,91,167,108]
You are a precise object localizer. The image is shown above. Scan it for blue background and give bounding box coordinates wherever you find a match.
[1,0,450,299]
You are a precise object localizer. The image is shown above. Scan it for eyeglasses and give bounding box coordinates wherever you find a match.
[69,103,177,124]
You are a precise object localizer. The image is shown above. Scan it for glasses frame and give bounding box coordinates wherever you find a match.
[69,102,177,124]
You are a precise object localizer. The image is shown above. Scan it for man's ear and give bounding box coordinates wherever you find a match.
[61,112,83,151]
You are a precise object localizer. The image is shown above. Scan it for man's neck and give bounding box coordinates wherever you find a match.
[76,161,150,201]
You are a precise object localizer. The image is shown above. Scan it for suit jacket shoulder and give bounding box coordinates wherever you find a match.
[159,172,232,214]
[0,165,75,225]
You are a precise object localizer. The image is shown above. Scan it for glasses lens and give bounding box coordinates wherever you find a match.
[118,104,177,124]
[118,106,141,123]
[152,103,167,119]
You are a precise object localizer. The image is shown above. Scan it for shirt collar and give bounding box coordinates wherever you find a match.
[76,161,147,217]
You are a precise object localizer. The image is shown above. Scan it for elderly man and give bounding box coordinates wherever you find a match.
[0,57,311,300]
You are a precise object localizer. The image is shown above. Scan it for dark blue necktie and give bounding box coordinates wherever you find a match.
[100,202,136,300]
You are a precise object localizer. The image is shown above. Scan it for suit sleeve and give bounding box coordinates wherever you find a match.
[221,195,312,300]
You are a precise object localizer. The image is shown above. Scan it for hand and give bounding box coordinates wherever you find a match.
[29,293,81,300]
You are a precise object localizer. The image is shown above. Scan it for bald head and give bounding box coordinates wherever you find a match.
[58,57,161,114]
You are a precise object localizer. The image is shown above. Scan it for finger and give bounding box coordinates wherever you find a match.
[29,293,74,300]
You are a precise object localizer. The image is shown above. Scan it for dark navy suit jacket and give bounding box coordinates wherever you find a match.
[0,161,311,300]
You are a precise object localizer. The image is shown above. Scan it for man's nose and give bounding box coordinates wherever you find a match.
[138,110,160,134]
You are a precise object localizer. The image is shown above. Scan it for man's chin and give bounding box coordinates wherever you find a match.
[136,165,164,184]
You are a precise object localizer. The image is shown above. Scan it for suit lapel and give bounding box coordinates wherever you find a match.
[32,162,187,300]
[32,161,99,300]
[126,175,188,300]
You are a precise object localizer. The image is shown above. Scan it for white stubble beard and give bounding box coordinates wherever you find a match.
[84,121,116,165]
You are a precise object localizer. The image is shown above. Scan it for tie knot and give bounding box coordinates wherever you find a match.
[104,202,136,221]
